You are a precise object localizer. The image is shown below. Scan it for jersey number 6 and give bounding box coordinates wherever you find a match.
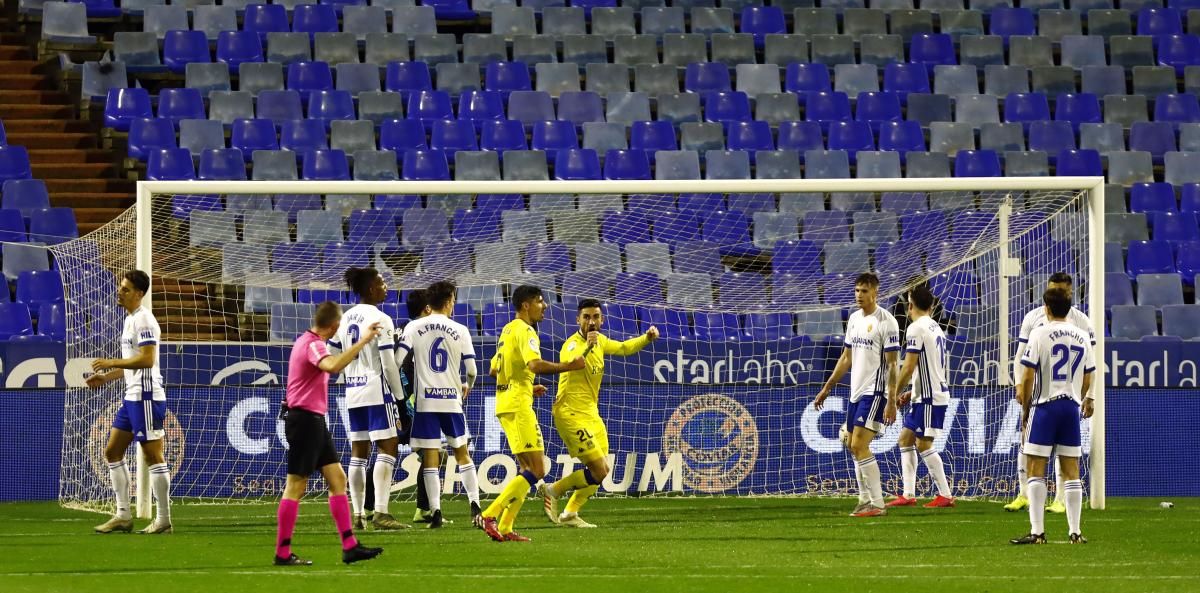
[430,336,449,373]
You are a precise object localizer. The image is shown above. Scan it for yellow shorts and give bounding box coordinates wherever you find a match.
[497,408,544,455]
[554,410,609,463]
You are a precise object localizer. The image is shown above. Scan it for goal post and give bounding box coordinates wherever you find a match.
[58,176,1106,515]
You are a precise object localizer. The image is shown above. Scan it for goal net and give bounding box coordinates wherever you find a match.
[54,177,1105,515]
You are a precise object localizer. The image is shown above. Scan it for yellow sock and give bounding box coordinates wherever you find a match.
[498,492,527,534]
[565,485,599,514]
[483,474,530,519]
[550,469,589,497]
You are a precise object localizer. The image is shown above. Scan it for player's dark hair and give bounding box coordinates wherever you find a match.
[578,298,603,311]
[343,267,380,300]
[1043,287,1072,318]
[426,280,456,310]
[405,289,428,319]
[313,301,342,328]
[123,270,150,294]
[1048,272,1074,286]
[909,285,935,311]
[855,272,879,289]
[511,284,543,311]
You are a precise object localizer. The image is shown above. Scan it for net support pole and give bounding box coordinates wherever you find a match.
[1088,182,1107,510]
[134,183,154,519]
[997,197,1017,386]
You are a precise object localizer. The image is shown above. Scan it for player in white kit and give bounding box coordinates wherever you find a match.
[1011,288,1095,545]
[887,284,955,509]
[397,280,482,529]
[330,267,409,530]
[89,270,173,535]
[815,273,901,517]
[1006,273,1095,514]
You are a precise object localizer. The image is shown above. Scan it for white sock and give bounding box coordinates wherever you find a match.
[459,462,480,505]
[1027,477,1047,535]
[107,461,132,520]
[860,456,884,507]
[853,462,869,504]
[348,457,368,516]
[422,468,442,512]
[373,454,396,515]
[921,449,951,498]
[1064,479,1084,535]
[899,446,917,498]
[1053,457,1065,504]
[1016,453,1028,499]
[148,463,171,522]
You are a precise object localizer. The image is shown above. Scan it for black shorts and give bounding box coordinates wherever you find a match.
[285,408,340,476]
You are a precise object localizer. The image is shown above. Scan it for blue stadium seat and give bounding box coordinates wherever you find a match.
[635,307,692,339]
[630,120,679,156]
[703,210,755,255]
[450,209,499,243]
[1177,241,1200,283]
[1105,270,1134,305]
[770,122,820,156]
[280,119,329,153]
[826,120,875,158]
[407,90,454,123]
[2,180,49,221]
[1161,304,1200,339]
[480,119,528,152]
[256,89,304,125]
[287,61,334,95]
[553,148,601,180]
[146,147,196,180]
[163,30,211,74]
[1056,149,1103,175]
[216,31,265,71]
[910,34,957,66]
[127,117,176,162]
[1131,182,1178,213]
[651,211,701,245]
[524,241,572,274]
[401,208,450,246]
[880,192,928,214]
[431,119,480,157]
[1126,240,1176,276]
[155,88,205,125]
[302,149,350,180]
[36,302,66,340]
[1137,6,1183,36]
[530,120,579,160]
[1152,211,1199,241]
[1137,272,1185,307]
[1027,120,1076,155]
[900,211,947,243]
[855,91,903,128]
[506,91,556,125]
[307,89,355,123]
[561,271,613,302]
[480,302,512,337]
[1055,93,1102,131]
[28,208,77,245]
[694,312,741,341]
[103,88,152,132]
[615,271,665,304]
[1111,304,1159,338]
[0,208,25,243]
[627,194,676,215]
[1155,93,1200,124]
[1004,92,1051,130]
[703,91,752,124]
[557,91,604,125]
[678,193,726,213]
[740,6,786,46]
[458,90,506,122]
[742,311,794,339]
[230,118,279,159]
[1156,34,1200,76]
[601,210,650,244]
[802,210,850,243]
[989,7,1036,39]
[374,194,422,211]
[0,303,33,340]
[876,120,926,155]
[1130,121,1178,161]
[198,148,247,180]
[380,118,428,152]
[729,193,775,214]
[685,62,732,93]
[805,91,851,128]
[402,149,450,180]
[852,211,898,244]
[603,149,651,180]
[386,61,433,96]
[954,149,1001,177]
[785,63,832,93]
[243,4,290,40]
[485,61,533,94]
[883,63,931,96]
[346,209,397,244]
[292,4,338,35]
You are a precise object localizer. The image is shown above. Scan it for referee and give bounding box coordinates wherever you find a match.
[274,301,384,566]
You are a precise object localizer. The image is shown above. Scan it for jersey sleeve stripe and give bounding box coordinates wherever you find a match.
[1021,360,1038,368]
[462,354,475,359]
[396,342,411,352]
[884,346,900,352]
[379,344,394,351]
[137,339,157,346]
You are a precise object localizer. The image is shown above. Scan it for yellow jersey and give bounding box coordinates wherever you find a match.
[490,318,542,415]
[554,331,650,416]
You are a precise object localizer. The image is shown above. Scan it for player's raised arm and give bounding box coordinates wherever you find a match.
[603,325,660,356]
[318,322,383,374]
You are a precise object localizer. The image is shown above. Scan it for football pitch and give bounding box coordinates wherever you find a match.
[1,497,1197,593]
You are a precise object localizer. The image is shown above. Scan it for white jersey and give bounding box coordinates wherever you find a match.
[331,303,396,409]
[397,313,476,414]
[904,316,950,406]
[1013,305,1094,384]
[120,307,165,402]
[1020,321,1096,406]
[844,307,901,402]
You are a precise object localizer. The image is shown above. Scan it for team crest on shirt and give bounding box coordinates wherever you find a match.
[528,337,538,350]
[663,394,759,494]
[567,342,577,352]
[867,323,874,333]
[88,400,186,493]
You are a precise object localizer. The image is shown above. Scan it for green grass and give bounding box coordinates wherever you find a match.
[1,497,1197,593]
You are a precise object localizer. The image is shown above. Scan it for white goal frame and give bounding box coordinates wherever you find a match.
[134,176,1107,515]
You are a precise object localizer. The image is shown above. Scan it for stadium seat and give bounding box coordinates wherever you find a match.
[1027,121,1076,155]
[302,149,349,180]
[1133,183,1180,214]
[230,118,279,159]
[114,32,162,72]
[827,121,875,158]
[143,5,187,40]
[1156,93,1200,125]
[431,119,481,157]
[507,91,556,126]
[694,312,741,341]
[1055,93,1102,132]
[287,61,334,96]
[653,150,699,180]
[954,150,1002,177]
[1111,304,1159,338]
[804,91,851,128]
[989,7,1036,39]
[401,149,449,180]
[744,311,795,340]
[910,34,956,66]
[740,6,785,46]
[855,92,903,128]
[1056,149,1104,176]
[103,88,152,132]
[703,91,752,124]
[197,148,247,181]
[883,63,931,96]
[215,31,264,72]
[256,89,304,125]
[163,30,211,74]
[777,121,824,153]
[251,150,298,181]
[1137,273,1185,307]
[0,208,24,243]
[785,63,832,94]
[685,62,731,94]
[557,92,604,125]
[127,117,177,162]
[1138,6,1183,35]
[80,61,127,101]
[270,303,316,342]
[146,148,196,181]
[244,4,290,39]
[0,303,34,340]
[280,119,329,153]
[530,120,579,160]
[603,149,651,180]
[717,272,766,307]
[2,180,50,221]
[1126,240,1176,277]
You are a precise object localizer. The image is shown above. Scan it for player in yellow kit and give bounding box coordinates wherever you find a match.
[538,298,659,528]
[478,285,585,542]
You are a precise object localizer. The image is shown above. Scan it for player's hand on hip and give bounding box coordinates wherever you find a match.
[646,325,660,341]
[1081,399,1094,419]
[532,384,548,397]
[884,402,898,425]
[85,373,108,388]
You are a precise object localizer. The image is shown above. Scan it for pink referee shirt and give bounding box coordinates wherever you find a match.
[286,330,332,415]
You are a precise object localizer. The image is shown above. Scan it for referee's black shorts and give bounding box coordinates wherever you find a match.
[285,407,340,476]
